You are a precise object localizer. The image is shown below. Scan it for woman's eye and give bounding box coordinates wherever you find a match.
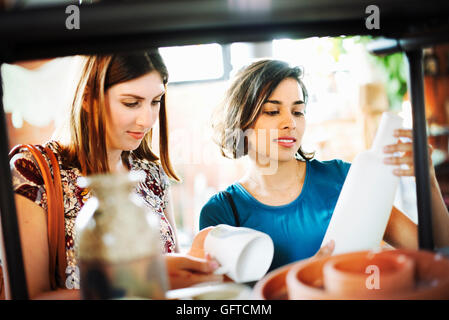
[123,101,139,108]
[151,100,162,106]
[293,111,305,117]
[264,111,279,116]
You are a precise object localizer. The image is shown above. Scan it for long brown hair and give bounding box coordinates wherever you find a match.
[59,50,179,181]
[213,59,314,161]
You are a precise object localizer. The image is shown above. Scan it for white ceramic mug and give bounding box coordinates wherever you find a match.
[204,224,274,283]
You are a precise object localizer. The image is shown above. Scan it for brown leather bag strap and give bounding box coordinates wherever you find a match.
[44,146,67,287]
[9,144,65,290]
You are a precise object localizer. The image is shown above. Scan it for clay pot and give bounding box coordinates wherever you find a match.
[322,251,415,298]
[254,248,449,300]
[286,256,337,300]
[399,249,449,299]
[252,263,295,300]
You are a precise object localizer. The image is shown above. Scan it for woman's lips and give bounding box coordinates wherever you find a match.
[127,131,145,140]
[274,137,297,148]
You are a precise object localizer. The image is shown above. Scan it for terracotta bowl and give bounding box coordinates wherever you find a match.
[322,251,415,298]
[253,249,449,300]
[252,262,296,300]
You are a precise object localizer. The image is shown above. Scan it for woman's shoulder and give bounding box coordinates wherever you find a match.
[10,141,55,170]
[10,140,83,193]
[204,183,242,203]
[203,190,227,207]
[200,183,246,218]
[10,140,62,159]
[308,158,351,179]
[9,141,64,210]
[200,186,240,228]
[309,158,350,166]
[10,144,43,187]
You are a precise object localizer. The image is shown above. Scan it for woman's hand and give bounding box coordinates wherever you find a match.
[383,128,449,248]
[187,227,214,259]
[383,129,435,179]
[164,253,223,290]
[313,240,335,259]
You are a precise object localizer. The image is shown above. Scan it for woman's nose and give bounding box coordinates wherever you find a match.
[135,104,154,129]
[280,112,296,130]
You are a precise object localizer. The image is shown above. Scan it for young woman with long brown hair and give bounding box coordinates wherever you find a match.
[9,51,221,299]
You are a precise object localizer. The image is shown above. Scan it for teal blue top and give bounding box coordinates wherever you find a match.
[199,159,351,271]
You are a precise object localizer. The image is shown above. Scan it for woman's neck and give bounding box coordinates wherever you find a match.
[242,157,306,199]
[107,149,128,174]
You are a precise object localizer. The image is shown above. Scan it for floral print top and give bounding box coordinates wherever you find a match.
[9,140,176,286]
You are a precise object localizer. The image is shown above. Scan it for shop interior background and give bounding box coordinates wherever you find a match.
[4,37,449,251]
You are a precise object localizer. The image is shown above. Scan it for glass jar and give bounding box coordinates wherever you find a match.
[75,171,168,299]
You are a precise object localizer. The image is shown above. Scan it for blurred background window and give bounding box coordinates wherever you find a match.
[159,44,227,83]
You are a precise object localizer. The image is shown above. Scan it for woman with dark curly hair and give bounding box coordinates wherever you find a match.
[200,59,449,272]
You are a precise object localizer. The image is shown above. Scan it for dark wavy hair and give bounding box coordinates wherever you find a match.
[212,59,314,160]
